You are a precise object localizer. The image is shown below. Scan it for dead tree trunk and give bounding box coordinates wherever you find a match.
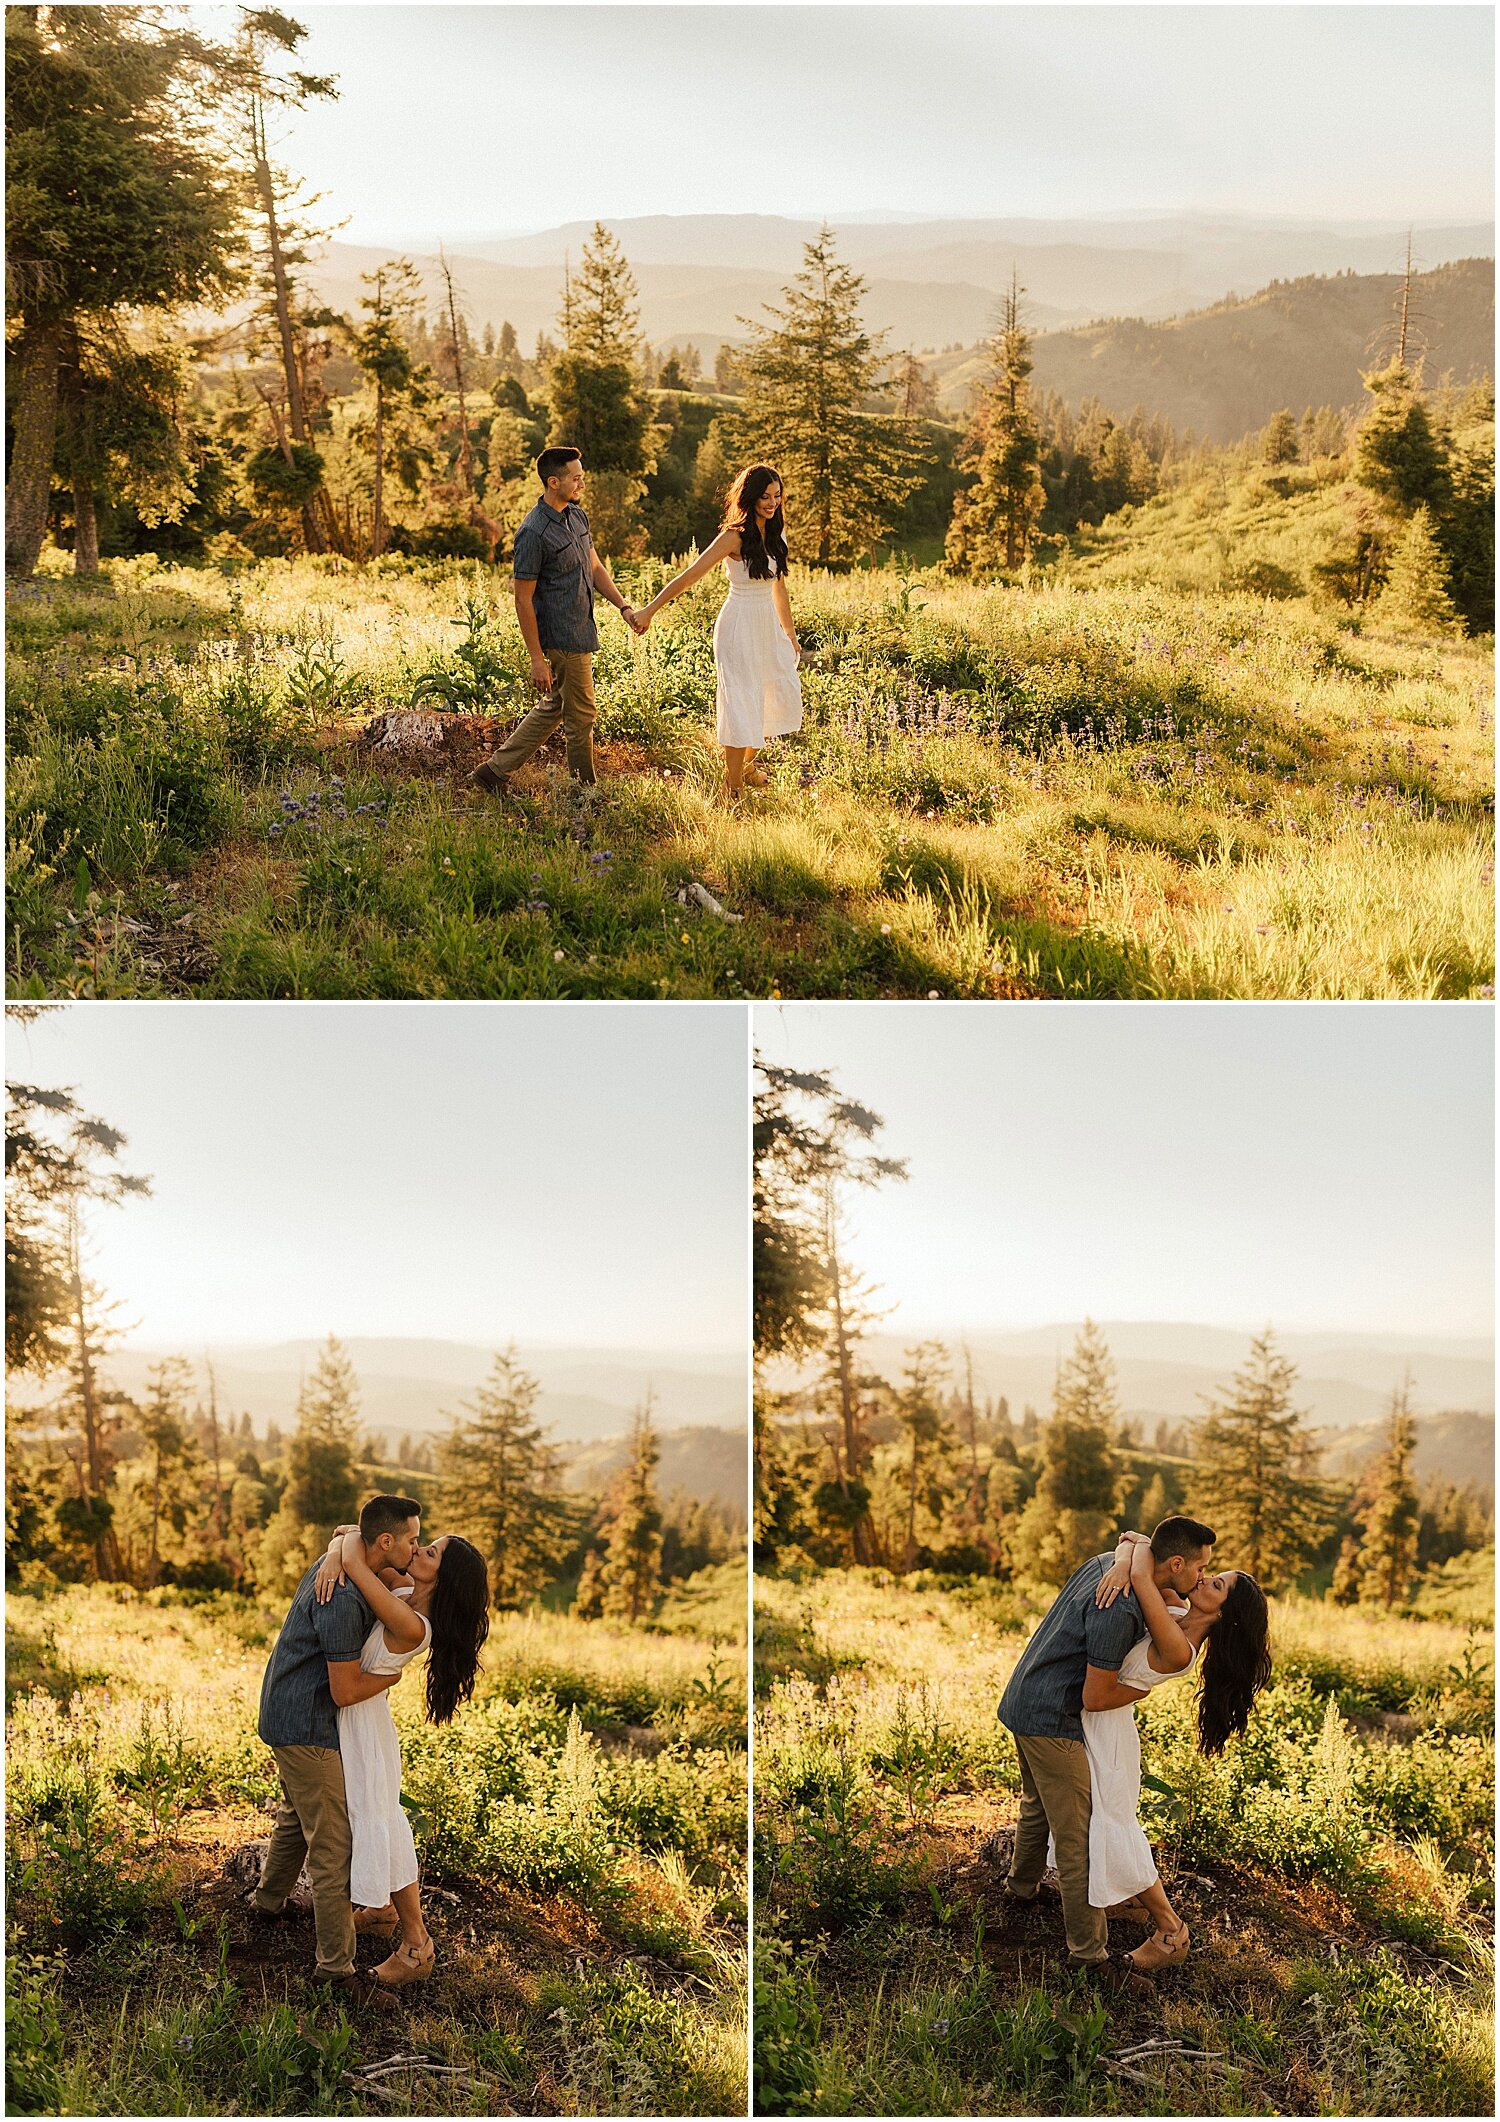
[66,1198,123,1581]
[438,246,475,498]
[251,93,327,554]
[73,480,101,575]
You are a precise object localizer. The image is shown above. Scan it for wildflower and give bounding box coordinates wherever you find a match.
[880,923,892,935]
[927,990,941,999]
[553,949,565,961]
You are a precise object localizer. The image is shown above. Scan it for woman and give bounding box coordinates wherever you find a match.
[1079,1530,1271,1971]
[638,464,803,799]
[314,1525,490,1988]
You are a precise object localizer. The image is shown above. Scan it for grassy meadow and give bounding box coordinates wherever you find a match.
[7,527,1492,999]
[5,1567,747,2116]
[753,1566,1495,2118]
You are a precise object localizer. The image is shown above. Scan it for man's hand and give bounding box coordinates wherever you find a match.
[529,654,553,693]
[622,605,649,636]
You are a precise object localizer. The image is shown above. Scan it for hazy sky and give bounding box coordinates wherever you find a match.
[9,1005,749,1351]
[212,4,1495,240]
[753,1004,1494,1340]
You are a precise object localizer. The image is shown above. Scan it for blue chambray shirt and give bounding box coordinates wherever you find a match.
[257,1562,374,1752]
[998,1553,1146,1743]
[512,497,598,653]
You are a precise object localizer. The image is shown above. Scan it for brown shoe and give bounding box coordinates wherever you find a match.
[1081,1954,1154,2001]
[373,1936,436,1989]
[1129,1923,1191,1972]
[316,1970,399,2011]
[471,763,509,796]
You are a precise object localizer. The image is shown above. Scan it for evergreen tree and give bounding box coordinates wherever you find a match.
[1192,1331,1331,1591]
[285,1337,362,1525]
[598,1398,663,1624]
[1354,360,1450,518]
[1355,1380,1422,1607]
[1009,1321,1125,1586]
[547,223,658,557]
[946,275,1046,573]
[345,259,437,555]
[1262,408,1301,465]
[230,8,342,555]
[734,227,929,565]
[137,1357,195,1585]
[892,1341,955,1569]
[1371,506,1460,635]
[4,6,245,576]
[437,1346,569,1609]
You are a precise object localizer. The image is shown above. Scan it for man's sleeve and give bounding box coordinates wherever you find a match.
[1084,1589,1142,1674]
[312,1584,366,1664]
[512,519,542,580]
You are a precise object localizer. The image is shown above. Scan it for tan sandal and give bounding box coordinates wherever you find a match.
[353,1903,399,1936]
[373,1936,435,1988]
[1129,1923,1190,1971]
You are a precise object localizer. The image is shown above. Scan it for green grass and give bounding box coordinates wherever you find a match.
[5,1576,747,2116]
[7,547,1491,998]
[752,1568,1494,2116]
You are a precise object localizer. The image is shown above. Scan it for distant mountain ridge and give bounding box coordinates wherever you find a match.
[63,1338,744,1445]
[773,1322,1492,1436]
[559,1425,748,1513]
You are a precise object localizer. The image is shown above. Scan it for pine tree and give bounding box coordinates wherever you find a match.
[1262,408,1301,465]
[284,1337,362,1529]
[598,1398,663,1624]
[1192,1331,1331,1591]
[734,227,929,565]
[437,1347,568,1609]
[946,275,1046,573]
[346,260,437,556]
[893,1341,955,1568]
[138,1357,195,1585]
[1371,506,1460,635]
[1009,1321,1126,1586]
[4,6,245,576]
[1355,1380,1422,1607]
[1354,360,1450,518]
[547,224,658,557]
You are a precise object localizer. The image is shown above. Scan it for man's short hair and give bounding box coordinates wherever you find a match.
[536,444,581,487]
[360,1494,421,1542]
[1150,1515,1215,1561]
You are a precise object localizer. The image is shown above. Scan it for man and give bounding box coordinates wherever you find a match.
[471,445,643,796]
[996,1515,1215,1983]
[251,1493,423,1998]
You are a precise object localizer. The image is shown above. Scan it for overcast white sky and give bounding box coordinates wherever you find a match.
[753,1003,1494,1341]
[8,1004,749,1350]
[193,4,1495,240]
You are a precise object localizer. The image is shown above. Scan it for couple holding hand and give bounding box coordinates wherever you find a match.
[471,447,803,804]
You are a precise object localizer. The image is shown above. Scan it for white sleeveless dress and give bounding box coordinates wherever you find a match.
[1047,1606,1197,1907]
[338,1587,430,1908]
[713,554,803,748]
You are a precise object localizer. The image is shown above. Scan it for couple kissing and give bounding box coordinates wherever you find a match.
[997,1515,1272,1988]
[249,1495,489,2003]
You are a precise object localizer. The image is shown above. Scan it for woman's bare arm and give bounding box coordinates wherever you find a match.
[1130,1539,1194,1672]
[337,1528,426,1650]
[771,573,800,653]
[1095,1529,1149,1607]
[642,528,740,617]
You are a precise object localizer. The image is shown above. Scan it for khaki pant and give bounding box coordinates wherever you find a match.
[1008,1731,1108,1963]
[484,649,597,784]
[255,1744,356,1978]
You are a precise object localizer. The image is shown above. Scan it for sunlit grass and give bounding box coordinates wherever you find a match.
[8,553,1492,998]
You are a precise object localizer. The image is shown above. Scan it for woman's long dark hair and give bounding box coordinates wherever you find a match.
[1197,1573,1272,1755]
[724,464,788,580]
[424,1536,490,1725]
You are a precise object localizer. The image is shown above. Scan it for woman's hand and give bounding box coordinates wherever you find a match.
[1095,1554,1134,1607]
[314,1545,346,1604]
